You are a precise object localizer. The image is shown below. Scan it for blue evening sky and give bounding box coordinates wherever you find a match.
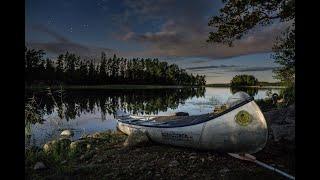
[26,0,284,83]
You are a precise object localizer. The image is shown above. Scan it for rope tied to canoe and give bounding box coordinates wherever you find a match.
[228,153,295,179]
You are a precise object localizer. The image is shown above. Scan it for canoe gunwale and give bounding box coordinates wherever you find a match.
[117,96,254,128]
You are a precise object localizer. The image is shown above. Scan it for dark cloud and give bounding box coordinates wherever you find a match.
[27,25,115,58]
[32,25,69,43]
[191,60,210,64]
[185,64,277,73]
[205,75,222,77]
[121,21,290,59]
[231,66,277,72]
[115,0,291,60]
[185,65,237,70]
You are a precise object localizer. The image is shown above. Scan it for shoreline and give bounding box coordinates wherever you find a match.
[26,104,295,179]
[26,84,285,90]
[25,84,204,90]
[206,84,286,89]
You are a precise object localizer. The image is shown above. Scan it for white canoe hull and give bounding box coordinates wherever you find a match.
[117,100,267,154]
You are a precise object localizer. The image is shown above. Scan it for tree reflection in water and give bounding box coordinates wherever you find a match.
[230,86,258,97]
[25,87,205,123]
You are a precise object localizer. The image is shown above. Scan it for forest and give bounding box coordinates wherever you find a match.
[25,48,206,86]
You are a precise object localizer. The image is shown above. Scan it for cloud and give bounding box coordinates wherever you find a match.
[115,0,291,60]
[27,25,115,58]
[185,65,237,70]
[32,25,69,43]
[205,75,222,77]
[121,21,290,59]
[230,66,277,72]
[185,64,277,73]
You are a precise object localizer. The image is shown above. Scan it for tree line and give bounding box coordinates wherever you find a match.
[230,74,258,87]
[25,48,206,86]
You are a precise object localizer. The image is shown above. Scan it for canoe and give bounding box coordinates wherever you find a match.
[116,92,268,154]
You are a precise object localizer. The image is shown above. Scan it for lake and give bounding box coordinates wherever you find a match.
[25,86,280,147]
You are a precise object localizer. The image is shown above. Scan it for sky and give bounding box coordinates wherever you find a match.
[25,0,289,83]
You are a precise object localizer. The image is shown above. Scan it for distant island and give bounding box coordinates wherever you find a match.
[206,82,284,88]
[207,75,284,88]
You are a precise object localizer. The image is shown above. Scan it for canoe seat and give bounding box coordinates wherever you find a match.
[151,113,215,126]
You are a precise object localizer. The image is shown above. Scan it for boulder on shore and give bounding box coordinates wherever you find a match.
[123,130,150,147]
[43,138,71,153]
[43,140,57,153]
[60,129,74,137]
[34,162,46,170]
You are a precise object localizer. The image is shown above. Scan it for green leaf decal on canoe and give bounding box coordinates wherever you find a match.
[235,110,252,126]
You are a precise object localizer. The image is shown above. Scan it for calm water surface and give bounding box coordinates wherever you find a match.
[25,87,280,147]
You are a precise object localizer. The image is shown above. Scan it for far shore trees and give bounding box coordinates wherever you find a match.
[25,48,206,86]
[230,74,258,87]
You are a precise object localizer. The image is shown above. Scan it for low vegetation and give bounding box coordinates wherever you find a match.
[25,131,127,178]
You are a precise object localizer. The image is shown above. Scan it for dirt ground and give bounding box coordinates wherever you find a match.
[26,130,295,180]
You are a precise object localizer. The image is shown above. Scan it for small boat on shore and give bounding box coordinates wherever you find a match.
[116,92,268,154]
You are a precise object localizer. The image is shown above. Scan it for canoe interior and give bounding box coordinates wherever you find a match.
[118,97,254,128]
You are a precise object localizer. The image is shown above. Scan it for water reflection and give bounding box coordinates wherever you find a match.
[25,87,206,123]
[25,87,281,147]
[230,86,259,97]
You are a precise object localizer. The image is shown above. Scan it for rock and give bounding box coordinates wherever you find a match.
[43,139,71,153]
[34,162,46,170]
[61,160,67,165]
[123,130,150,147]
[70,140,87,152]
[189,156,197,159]
[175,112,189,116]
[61,130,74,137]
[43,140,58,153]
[219,168,230,174]
[80,134,89,139]
[80,154,85,160]
[43,140,55,153]
[277,98,285,103]
[69,141,78,150]
[168,160,179,167]
[87,144,91,150]
[88,132,101,139]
